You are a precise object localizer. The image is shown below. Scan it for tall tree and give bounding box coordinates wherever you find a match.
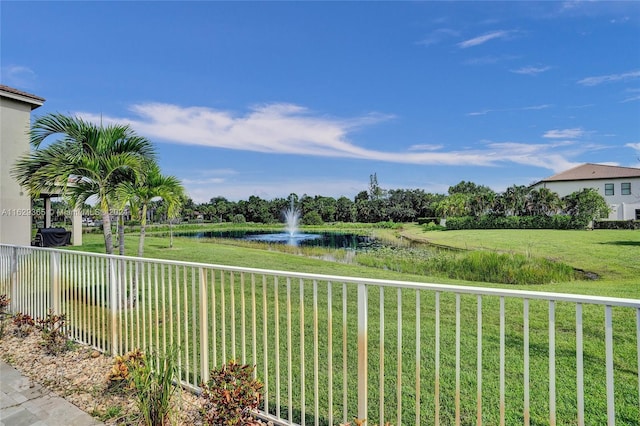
[369,173,386,201]
[563,188,610,227]
[12,113,156,254]
[527,187,562,216]
[116,161,185,257]
[500,185,530,216]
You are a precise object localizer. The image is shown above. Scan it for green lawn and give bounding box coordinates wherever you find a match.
[397,225,640,299]
[77,224,639,299]
[64,226,639,425]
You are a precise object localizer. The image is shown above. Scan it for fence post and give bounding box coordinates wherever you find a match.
[199,267,209,384]
[109,257,119,355]
[10,246,18,313]
[49,251,61,314]
[357,283,368,421]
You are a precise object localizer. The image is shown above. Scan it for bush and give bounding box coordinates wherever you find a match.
[374,220,402,229]
[232,214,246,224]
[445,214,585,230]
[0,294,9,313]
[594,220,640,230]
[417,217,439,225]
[302,211,324,226]
[0,295,9,338]
[107,348,146,391]
[12,313,35,337]
[128,349,179,426]
[36,310,71,355]
[200,360,263,426]
[423,221,445,231]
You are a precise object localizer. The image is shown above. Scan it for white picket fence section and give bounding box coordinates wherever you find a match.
[0,243,638,425]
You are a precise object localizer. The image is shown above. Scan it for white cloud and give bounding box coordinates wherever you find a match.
[577,70,640,86]
[181,177,228,185]
[78,103,498,167]
[464,55,521,65]
[626,142,640,151]
[621,94,640,103]
[467,104,551,116]
[543,128,585,139]
[458,30,512,48]
[510,65,551,75]
[467,110,491,116]
[408,144,444,151]
[417,28,460,46]
[485,141,581,172]
[76,102,599,179]
[0,65,37,89]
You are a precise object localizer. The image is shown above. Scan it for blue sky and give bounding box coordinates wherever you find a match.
[2,1,639,203]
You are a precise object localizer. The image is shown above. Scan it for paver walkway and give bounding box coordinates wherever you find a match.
[0,360,103,426]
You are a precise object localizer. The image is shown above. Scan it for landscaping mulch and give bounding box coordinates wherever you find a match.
[0,324,204,425]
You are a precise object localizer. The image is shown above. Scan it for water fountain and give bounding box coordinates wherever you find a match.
[283,198,300,236]
[177,199,368,248]
[242,199,320,246]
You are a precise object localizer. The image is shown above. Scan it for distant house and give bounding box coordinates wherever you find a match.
[0,85,45,246]
[531,163,640,220]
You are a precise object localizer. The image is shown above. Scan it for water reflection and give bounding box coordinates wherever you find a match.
[174,230,374,249]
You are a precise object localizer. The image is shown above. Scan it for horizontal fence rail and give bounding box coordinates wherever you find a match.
[0,244,639,425]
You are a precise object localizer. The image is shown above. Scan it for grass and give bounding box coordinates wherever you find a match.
[61,225,639,425]
[397,225,640,298]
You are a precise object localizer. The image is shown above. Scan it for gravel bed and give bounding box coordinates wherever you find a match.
[0,324,205,425]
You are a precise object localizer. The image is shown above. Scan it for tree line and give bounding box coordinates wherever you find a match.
[180,173,609,227]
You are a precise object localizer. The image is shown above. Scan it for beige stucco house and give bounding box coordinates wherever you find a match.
[532,163,640,220]
[1,85,83,246]
[0,85,45,246]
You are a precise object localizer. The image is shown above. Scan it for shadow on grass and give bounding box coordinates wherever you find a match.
[599,240,640,247]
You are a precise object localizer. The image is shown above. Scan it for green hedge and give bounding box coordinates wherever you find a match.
[593,220,640,230]
[417,217,440,225]
[445,215,587,230]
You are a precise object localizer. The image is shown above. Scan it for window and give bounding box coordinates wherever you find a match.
[621,182,631,195]
[636,209,640,220]
[604,183,614,196]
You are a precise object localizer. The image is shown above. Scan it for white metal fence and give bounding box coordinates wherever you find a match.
[0,244,638,425]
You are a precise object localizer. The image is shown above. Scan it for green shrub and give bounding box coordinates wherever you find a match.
[445,214,585,230]
[302,211,324,225]
[128,349,179,426]
[593,220,640,230]
[422,221,445,231]
[200,360,263,426]
[374,220,401,229]
[232,214,246,224]
[107,348,146,391]
[417,217,439,225]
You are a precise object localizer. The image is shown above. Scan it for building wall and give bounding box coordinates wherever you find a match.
[0,97,32,246]
[534,177,640,220]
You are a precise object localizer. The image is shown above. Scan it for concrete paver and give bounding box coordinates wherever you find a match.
[0,360,103,426]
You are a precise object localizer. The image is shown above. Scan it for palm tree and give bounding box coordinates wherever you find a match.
[502,185,530,216]
[116,161,184,257]
[527,187,563,216]
[11,113,156,254]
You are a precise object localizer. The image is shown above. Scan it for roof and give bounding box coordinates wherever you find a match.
[0,84,45,109]
[539,163,640,183]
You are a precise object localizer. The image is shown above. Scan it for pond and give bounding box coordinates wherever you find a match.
[173,230,378,249]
